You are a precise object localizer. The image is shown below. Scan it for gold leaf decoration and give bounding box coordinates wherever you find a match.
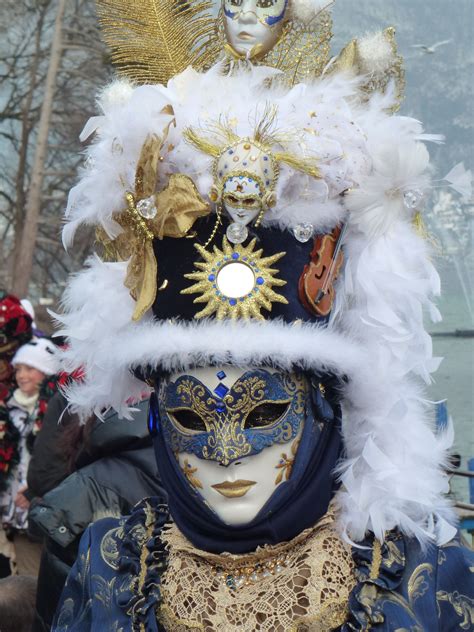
[97,133,210,321]
[95,0,221,85]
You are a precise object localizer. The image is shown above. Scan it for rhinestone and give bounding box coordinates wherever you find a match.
[250,572,259,582]
[226,223,248,245]
[403,189,423,209]
[136,197,157,219]
[235,576,245,587]
[226,575,236,590]
[275,564,284,573]
[292,223,314,243]
[214,383,229,399]
[262,569,272,578]
[216,370,227,380]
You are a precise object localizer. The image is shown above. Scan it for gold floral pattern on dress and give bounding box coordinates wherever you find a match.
[436,590,474,630]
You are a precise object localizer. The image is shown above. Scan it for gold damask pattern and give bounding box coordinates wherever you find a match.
[157,510,356,631]
[166,371,305,464]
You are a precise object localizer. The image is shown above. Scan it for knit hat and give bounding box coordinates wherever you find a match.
[0,291,33,359]
[12,338,59,377]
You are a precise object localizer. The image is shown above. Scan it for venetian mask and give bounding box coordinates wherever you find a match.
[223,0,289,58]
[212,139,278,241]
[156,366,307,525]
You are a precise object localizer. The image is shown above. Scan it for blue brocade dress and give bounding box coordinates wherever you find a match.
[52,498,474,632]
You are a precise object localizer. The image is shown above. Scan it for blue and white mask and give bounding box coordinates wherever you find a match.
[160,367,306,465]
[156,366,308,525]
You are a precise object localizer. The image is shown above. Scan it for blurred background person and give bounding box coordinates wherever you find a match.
[29,398,165,632]
[0,337,59,576]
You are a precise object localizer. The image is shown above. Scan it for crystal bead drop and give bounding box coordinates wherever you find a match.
[403,189,423,210]
[226,222,248,245]
[136,197,158,219]
[292,222,314,243]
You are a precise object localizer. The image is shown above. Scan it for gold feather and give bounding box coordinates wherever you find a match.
[96,0,221,85]
[274,151,321,179]
[183,127,223,158]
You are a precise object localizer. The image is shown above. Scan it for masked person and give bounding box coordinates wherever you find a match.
[52,1,473,630]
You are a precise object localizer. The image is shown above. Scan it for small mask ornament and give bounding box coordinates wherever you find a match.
[157,366,307,525]
[182,115,320,320]
[184,113,320,245]
[223,0,289,59]
[213,138,279,244]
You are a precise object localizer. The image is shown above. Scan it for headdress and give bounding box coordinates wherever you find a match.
[95,0,403,100]
[55,7,472,547]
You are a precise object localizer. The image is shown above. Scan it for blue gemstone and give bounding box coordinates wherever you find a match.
[214,383,229,398]
[239,176,243,180]
[224,164,228,168]
[240,297,245,302]
[216,402,225,413]
[232,253,239,259]
[216,370,227,380]
[256,277,264,285]
[266,180,270,185]
[263,156,268,161]
[229,149,233,154]
[243,161,247,166]
[264,169,268,174]
[208,274,215,281]
[229,298,237,306]
[213,284,216,288]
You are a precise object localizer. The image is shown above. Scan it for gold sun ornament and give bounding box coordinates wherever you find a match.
[181,237,288,320]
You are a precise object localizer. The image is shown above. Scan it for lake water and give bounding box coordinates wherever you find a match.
[427,259,473,505]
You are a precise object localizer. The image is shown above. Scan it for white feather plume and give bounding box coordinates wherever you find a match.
[289,0,334,23]
[357,31,396,75]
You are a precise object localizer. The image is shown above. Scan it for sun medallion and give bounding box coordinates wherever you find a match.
[181,237,288,320]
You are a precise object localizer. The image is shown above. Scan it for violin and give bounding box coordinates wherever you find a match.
[298,224,346,317]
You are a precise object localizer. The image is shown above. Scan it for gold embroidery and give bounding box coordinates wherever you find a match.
[157,510,355,631]
[436,590,474,630]
[370,539,382,580]
[99,526,124,570]
[407,563,433,604]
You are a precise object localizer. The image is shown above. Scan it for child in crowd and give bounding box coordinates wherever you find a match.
[0,338,58,575]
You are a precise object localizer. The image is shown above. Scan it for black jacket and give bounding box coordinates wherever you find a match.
[28,400,165,632]
[26,392,72,500]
